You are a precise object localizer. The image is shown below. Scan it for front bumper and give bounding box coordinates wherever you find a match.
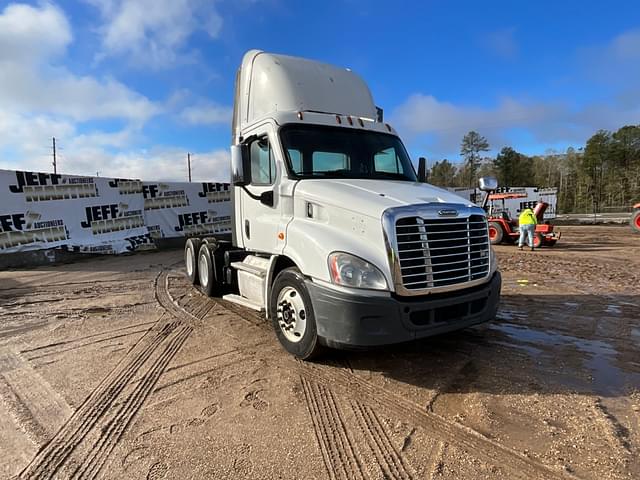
[307,271,501,348]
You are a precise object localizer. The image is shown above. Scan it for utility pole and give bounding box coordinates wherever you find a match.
[187,152,192,182]
[52,137,57,174]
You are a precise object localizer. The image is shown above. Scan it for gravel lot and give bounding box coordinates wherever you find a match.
[1,225,639,479]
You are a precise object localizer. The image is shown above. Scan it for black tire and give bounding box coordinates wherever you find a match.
[631,210,640,233]
[533,232,543,248]
[269,268,323,360]
[197,244,220,297]
[184,238,202,285]
[488,222,503,245]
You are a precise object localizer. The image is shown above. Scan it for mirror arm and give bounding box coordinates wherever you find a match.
[241,185,262,201]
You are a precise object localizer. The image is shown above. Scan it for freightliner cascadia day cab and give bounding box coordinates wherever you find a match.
[184,50,502,359]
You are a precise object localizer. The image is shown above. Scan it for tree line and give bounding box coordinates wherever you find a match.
[426,125,640,213]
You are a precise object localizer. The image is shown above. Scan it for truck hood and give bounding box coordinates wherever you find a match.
[294,179,476,218]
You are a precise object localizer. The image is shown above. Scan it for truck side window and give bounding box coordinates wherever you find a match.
[374,147,400,174]
[288,149,302,173]
[250,136,275,185]
[312,151,349,171]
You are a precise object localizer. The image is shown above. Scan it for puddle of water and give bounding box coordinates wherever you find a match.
[605,304,621,315]
[496,307,528,322]
[490,322,640,396]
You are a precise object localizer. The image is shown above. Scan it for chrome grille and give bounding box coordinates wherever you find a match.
[395,214,490,290]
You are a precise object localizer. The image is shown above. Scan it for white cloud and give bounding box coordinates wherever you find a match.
[180,101,233,125]
[0,3,71,62]
[0,110,229,181]
[609,29,640,61]
[0,3,209,181]
[483,27,518,60]
[0,64,159,123]
[580,28,640,86]
[88,0,223,68]
[101,148,230,182]
[392,27,640,158]
[390,92,640,157]
[0,2,160,124]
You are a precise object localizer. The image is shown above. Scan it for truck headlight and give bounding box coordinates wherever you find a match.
[328,252,388,290]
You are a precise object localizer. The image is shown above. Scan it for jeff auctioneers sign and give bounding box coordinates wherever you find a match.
[0,169,232,255]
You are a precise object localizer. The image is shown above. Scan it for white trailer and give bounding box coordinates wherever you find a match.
[185,50,502,359]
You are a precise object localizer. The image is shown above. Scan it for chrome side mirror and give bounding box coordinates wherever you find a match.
[417,157,427,183]
[479,176,498,192]
[231,144,250,186]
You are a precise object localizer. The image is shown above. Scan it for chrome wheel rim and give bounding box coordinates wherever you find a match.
[198,253,209,287]
[276,286,306,343]
[186,246,194,276]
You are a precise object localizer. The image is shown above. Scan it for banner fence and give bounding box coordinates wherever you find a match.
[0,169,231,255]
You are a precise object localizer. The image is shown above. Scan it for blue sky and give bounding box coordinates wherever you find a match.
[0,0,638,181]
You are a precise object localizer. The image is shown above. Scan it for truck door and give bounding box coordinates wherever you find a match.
[240,129,284,253]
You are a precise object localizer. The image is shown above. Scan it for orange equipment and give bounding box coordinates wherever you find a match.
[631,203,640,233]
[485,192,561,247]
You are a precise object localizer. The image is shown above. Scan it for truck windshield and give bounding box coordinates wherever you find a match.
[280,124,417,181]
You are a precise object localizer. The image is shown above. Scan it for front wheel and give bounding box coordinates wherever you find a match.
[269,268,323,360]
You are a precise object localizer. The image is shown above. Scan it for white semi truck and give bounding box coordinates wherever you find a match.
[184,50,501,359]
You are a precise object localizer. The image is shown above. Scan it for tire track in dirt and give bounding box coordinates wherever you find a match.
[18,272,201,480]
[351,401,416,480]
[70,325,192,480]
[23,328,152,361]
[166,269,580,480]
[19,321,185,479]
[300,363,580,480]
[300,376,367,480]
[0,352,72,445]
[20,321,157,356]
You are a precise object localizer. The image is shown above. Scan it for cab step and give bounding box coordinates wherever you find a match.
[222,294,264,312]
[230,261,267,277]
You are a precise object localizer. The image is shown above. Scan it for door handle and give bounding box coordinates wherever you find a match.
[245,219,250,239]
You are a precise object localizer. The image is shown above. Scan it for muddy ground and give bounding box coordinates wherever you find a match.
[0,225,639,480]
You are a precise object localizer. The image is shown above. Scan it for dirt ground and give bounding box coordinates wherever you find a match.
[0,225,639,480]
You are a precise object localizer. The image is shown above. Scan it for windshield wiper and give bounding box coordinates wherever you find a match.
[304,169,355,177]
[370,172,413,180]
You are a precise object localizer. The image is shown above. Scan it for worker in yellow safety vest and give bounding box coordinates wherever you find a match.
[518,207,538,251]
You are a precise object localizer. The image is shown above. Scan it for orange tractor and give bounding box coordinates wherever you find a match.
[483,192,561,247]
[631,203,640,233]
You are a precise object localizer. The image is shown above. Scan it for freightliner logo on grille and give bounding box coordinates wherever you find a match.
[438,209,458,216]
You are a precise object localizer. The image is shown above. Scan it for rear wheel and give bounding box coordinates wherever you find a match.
[631,210,640,233]
[269,268,323,360]
[184,238,201,284]
[488,222,504,245]
[198,244,221,297]
[533,233,543,249]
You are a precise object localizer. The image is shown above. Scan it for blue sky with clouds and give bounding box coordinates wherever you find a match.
[0,0,639,181]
